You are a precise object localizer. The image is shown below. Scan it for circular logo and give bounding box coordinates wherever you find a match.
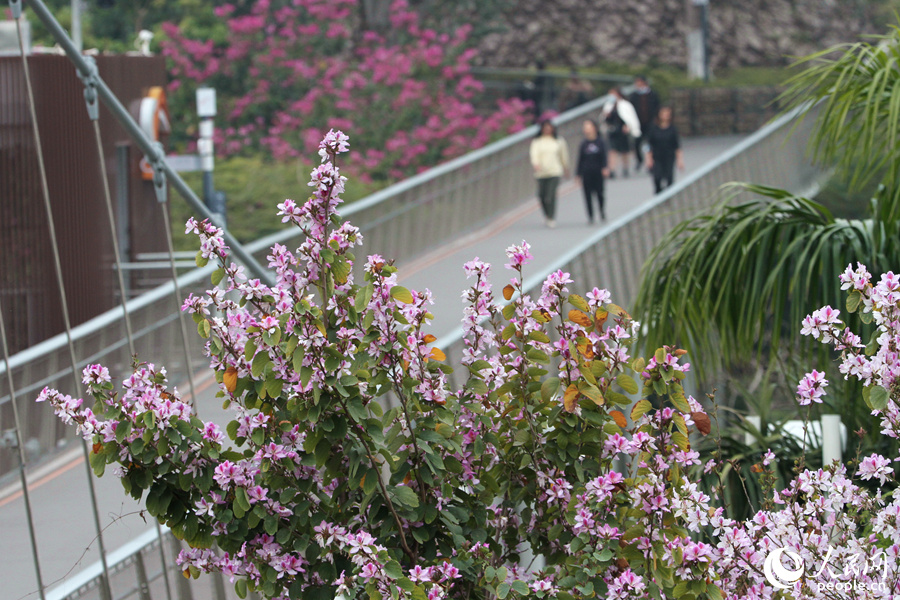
[764,547,805,589]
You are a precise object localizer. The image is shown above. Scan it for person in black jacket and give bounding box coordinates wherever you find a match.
[628,75,660,172]
[576,119,610,223]
[645,107,684,194]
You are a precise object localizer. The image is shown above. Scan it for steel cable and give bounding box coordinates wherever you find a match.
[88,109,175,600]
[0,298,46,599]
[14,15,114,600]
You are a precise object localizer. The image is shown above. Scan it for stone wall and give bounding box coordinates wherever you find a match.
[476,0,877,70]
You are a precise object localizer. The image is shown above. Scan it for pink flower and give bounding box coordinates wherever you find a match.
[796,369,828,405]
[504,241,532,270]
[859,454,893,484]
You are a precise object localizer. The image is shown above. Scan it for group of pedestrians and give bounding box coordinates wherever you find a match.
[529,75,684,228]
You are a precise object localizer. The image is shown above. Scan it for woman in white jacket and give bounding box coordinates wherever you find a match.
[601,87,641,178]
[529,119,570,228]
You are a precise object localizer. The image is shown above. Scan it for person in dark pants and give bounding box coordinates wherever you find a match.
[529,119,570,228]
[645,107,684,194]
[576,119,610,223]
[628,75,660,173]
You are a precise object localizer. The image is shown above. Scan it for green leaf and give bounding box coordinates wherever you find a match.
[868,385,889,411]
[526,348,550,364]
[672,431,689,451]
[332,257,352,285]
[362,468,379,495]
[847,289,862,313]
[654,347,666,365]
[355,283,374,313]
[541,377,561,402]
[669,387,692,414]
[391,485,419,508]
[197,319,211,339]
[511,580,529,594]
[497,583,511,599]
[390,286,414,304]
[383,560,403,580]
[347,398,368,422]
[569,294,590,312]
[211,267,226,287]
[631,399,652,421]
[235,579,248,599]
[195,250,209,268]
[579,384,605,406]
[235,487,251,512]
[502,302,516,321]
[251,352,269,378]
[528,330,550,343]
[616,373,639,395]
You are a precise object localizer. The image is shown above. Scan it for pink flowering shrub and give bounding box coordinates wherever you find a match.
[39,133,900,599]
[160,0,530,183]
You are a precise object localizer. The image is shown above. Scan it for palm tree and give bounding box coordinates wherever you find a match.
[634,28,900,377]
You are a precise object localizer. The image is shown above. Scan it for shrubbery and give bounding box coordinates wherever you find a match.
[41,133,900,599]
[160,0,530,184]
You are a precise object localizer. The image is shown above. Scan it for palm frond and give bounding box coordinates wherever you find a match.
[779,28,900,222]
[634,184,891,377]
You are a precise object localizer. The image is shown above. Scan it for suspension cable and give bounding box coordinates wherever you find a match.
[79,59,174,600]
[12,10,114,600]
[0,298,46,599]
[157,182,199,412]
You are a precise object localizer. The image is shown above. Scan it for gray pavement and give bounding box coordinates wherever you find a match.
[0,134,743,600]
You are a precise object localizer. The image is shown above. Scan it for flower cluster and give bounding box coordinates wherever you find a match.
[160,1,530,182]
[39,135,900,599]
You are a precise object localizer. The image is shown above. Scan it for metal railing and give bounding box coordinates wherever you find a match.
[435,102,825,383]
[0,94,611,480]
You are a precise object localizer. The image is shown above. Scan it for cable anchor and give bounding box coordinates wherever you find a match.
[76,55,101,121]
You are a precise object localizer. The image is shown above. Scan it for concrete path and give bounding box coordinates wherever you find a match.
[0,134,743,600]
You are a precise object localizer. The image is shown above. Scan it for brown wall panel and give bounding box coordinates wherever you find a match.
[0,54,168,354]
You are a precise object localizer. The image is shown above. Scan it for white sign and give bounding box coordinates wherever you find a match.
[196,87,217,118]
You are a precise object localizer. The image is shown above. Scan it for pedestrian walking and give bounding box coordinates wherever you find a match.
[601,88,640,178]
[576,119,610,224]
[628,75,660,172]
[645,106,684,194]
[530,119,569,228]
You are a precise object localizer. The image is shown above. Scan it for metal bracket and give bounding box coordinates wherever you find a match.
[9,0,22,20]
[148,141,168,204]
[77,55,100,121]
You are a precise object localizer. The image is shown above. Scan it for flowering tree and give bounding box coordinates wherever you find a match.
[39,132,900,598]
[160,0,530,182]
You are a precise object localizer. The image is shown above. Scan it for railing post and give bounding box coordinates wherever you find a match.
[821,414,842,465]
[134,552,152,600]
[212,572,228,600]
